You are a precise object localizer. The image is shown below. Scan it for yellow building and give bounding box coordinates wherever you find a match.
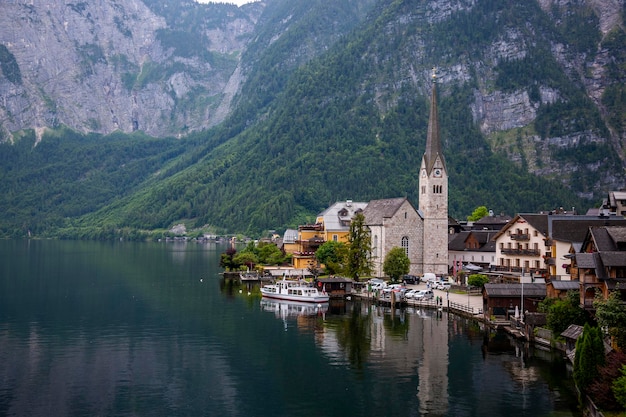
[289,200,368,270]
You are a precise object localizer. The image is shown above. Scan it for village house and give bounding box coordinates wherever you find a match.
[573,225,626,311]
[492,213,626,282]
[290,200,368,270]
[590,190,626,217]
[448,229,497,279]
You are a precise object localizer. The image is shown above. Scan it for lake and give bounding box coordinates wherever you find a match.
[0,240,580,416]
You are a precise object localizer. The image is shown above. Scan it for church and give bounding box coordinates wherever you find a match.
[366,72,448,278]
[288,72,449,279]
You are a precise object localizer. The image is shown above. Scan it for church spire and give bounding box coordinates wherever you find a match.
[424,68,445,174]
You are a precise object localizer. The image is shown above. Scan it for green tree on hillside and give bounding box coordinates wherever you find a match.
[346,212,372,282]
[467,206,489,222]
[383,247,410,283]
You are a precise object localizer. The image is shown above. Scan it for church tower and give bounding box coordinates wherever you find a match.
[418,69,449,277]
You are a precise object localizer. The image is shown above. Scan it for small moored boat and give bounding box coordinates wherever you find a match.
[261,279,330,303]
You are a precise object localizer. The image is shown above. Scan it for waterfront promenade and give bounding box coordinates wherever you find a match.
[355,281,484,317]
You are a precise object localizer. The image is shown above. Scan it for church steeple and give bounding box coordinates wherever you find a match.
[418,67,448,277]
[424,68,446,175]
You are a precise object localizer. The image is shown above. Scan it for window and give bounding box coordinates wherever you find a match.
[333,234,338,242]
[401,236,409,256]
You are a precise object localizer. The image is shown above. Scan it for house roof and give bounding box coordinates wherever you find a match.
[483,283,546,297]
[494,213,626,243]
[318,200,368,231]
[599,251,626,267]
[561,324,584,340]
[575,252,597,269]
[283,229,298,243]
[318,276,354,283]
[549,280,579,291]
[448,230,497,252]
[448,231,470,251]
[363,197,414,225]
[550,218,626,243]
[471,214,512,230]
[612,191,626,200]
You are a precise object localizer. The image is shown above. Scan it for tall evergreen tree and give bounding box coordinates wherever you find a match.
[346,212,372,282]
[574,324,606,393]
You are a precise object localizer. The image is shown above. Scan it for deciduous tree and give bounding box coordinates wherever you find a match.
[383,247,410,283]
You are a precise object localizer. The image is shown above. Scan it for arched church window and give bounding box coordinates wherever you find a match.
[401,236,409,256]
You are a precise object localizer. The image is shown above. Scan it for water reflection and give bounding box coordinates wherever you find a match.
[0,241,580,417]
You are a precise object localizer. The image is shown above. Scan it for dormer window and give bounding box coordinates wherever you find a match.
[338,208,348,216]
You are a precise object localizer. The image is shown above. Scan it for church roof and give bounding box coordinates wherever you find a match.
[363,197,414,225]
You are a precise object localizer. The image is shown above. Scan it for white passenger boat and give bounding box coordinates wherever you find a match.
[260,299,328,318]
[260,279,330,303]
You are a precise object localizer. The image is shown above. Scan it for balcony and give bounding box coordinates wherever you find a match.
[510,233,530,241]
[493,265,548,276]
[293,251,316,257]
[298,224,323,231]
[295,238,325,245]
[501,248,540,256]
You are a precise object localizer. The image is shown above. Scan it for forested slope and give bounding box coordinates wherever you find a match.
[0,0,624,238]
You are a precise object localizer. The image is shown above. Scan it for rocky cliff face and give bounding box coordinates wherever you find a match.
[0,0,261,138]
[0,0,624,197]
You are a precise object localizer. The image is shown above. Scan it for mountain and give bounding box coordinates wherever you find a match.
[0,0,624,238]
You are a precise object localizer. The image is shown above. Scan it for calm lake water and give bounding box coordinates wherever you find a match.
[0,240,580,417]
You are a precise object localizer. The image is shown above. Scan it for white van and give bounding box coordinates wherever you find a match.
[423,273,437,284]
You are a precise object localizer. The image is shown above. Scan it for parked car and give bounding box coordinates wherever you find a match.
[414,289,434,301]
[383,284,407,296]
[435,281,451,291]
[405,289,419,299]
[368,279,387,291]
[402,274,419,284]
